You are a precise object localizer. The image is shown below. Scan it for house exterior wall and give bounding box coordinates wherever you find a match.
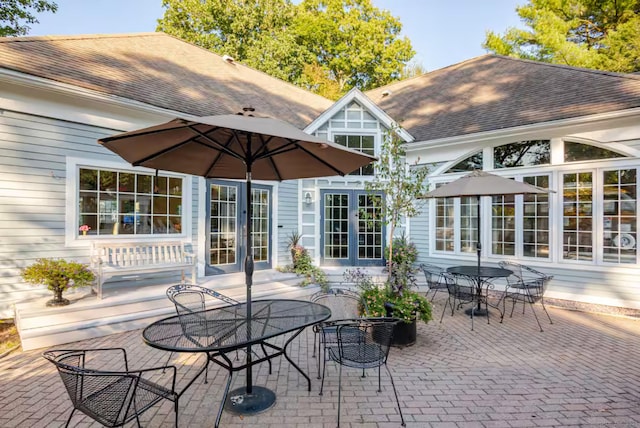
[0,75,199,317]
[407,112,640,310]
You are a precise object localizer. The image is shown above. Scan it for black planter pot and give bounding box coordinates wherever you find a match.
[384,302,417,347]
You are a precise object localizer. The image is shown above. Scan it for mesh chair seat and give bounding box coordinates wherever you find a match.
[43,348,178,428]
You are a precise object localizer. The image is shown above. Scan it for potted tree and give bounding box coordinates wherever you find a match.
[353,236,432,346]
[359,126,431,345]
[21,258,95,307]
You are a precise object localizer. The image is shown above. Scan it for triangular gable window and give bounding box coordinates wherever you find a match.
[445,152,482,173]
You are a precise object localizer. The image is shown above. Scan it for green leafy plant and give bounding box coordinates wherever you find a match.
[286,230,302,267]
[281,245,328,290]
[21,258,95,307]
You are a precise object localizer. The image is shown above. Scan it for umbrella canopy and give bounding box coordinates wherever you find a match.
[421,170,550,198]
[98,114,376,413]
[421,170,552,269]
[98,115,375,180]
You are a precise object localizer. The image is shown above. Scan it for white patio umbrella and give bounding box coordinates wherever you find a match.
[98,114,376,413]
[420,170,552,269]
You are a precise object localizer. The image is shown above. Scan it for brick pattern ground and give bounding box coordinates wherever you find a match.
[1,297,640,428]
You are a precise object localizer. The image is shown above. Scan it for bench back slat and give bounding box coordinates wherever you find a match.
[92,241,189,268]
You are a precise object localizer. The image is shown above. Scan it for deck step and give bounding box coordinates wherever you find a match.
[15,270,317,351]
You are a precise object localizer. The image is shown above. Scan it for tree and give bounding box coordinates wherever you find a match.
[0,0,57,37]
[483,0,640,73]
[362,126,430,279]
[157,0,415,98]
[293,0,415,93]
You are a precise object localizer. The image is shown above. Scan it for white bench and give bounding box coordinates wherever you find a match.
[90,241,197,299]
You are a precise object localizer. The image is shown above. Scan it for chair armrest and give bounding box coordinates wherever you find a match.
[134,365,178,393]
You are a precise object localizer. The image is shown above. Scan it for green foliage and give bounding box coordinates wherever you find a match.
[386,233,418,266]
[0,0,58,37]
[363,126,429,278]
[21,258,95,293]
[283,245,328,289]
[286,230,301,249]
[360,285,432,324]
[483,0,640,73]
[158,0,414,98]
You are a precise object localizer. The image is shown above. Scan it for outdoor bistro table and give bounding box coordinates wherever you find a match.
[446,265,513,319]
[142,298,331,428]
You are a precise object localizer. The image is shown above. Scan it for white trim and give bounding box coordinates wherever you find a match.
[65,156,193,248]
[304,88,414,142]
[406,107,640,152]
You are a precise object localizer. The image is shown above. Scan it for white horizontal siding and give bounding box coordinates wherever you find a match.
[276,181,299,267]
[0,110,125,317]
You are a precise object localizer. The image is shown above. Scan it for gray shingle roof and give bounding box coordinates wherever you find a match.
[0,32,333,128]
[366,55,640,142]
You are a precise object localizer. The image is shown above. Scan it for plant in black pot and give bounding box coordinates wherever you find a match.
[362,236,432,346]
[21,258,95,307]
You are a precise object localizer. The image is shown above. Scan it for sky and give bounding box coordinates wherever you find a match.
[28,0,525,72]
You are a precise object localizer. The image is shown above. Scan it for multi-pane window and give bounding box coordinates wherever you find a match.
[523,175,550,258]
[563,172,593,261]
[334,135,375,175]
[79,168,183,237]
[602,169,637,264]
[491,194,515,256]
[435,197,454,251]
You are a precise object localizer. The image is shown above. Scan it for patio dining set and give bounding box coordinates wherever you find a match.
[40,259,553,428]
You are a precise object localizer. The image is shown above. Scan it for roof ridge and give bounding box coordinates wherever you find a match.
[0,32,163,44]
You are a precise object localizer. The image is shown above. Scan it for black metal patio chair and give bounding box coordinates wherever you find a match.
[439,272,475,322]
[43,347,178,428]
[420,263,451,301]
[498,261,554,331]
[310,288,363,379]
[166,284,271,379]
[319,318,405,427]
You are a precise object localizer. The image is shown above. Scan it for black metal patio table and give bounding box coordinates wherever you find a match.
[446,266,512,328]
[142,298,331,428]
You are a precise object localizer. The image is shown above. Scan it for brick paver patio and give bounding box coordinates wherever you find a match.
[1,298,639,427]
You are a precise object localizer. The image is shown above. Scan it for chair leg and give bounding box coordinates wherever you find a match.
[540,297,553,324]
[319,349,328,396]
[174,399,179,428]
[384,364,406,427]
[439,296,452,323]
[64,408,76,428]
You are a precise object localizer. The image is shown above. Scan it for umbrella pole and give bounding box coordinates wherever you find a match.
[245,169,254,394]
[476,196,481,271]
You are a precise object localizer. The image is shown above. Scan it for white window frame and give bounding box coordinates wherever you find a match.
[65,156,193,247]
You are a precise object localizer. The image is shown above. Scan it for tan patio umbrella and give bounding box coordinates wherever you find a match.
[420,170,552,269]
[98,114,376,413]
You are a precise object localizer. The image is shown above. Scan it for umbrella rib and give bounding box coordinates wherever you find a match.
[188,125,246,162]
[254,134,283,180]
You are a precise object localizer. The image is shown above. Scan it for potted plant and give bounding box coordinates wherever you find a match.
[345,239,433,347]
[21,258,95,307]
[286,230,302,268]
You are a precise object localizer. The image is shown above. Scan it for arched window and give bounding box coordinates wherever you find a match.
[445,152,482,173]
[494,140,550,168]
[564,141,626,162]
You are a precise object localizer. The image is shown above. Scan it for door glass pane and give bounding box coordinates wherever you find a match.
[602,169,637,264]
[563,172,593,261]
[324,193,349,259]
[358,194,383,260]
[252,188,270,263]
[210,184,237,266]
